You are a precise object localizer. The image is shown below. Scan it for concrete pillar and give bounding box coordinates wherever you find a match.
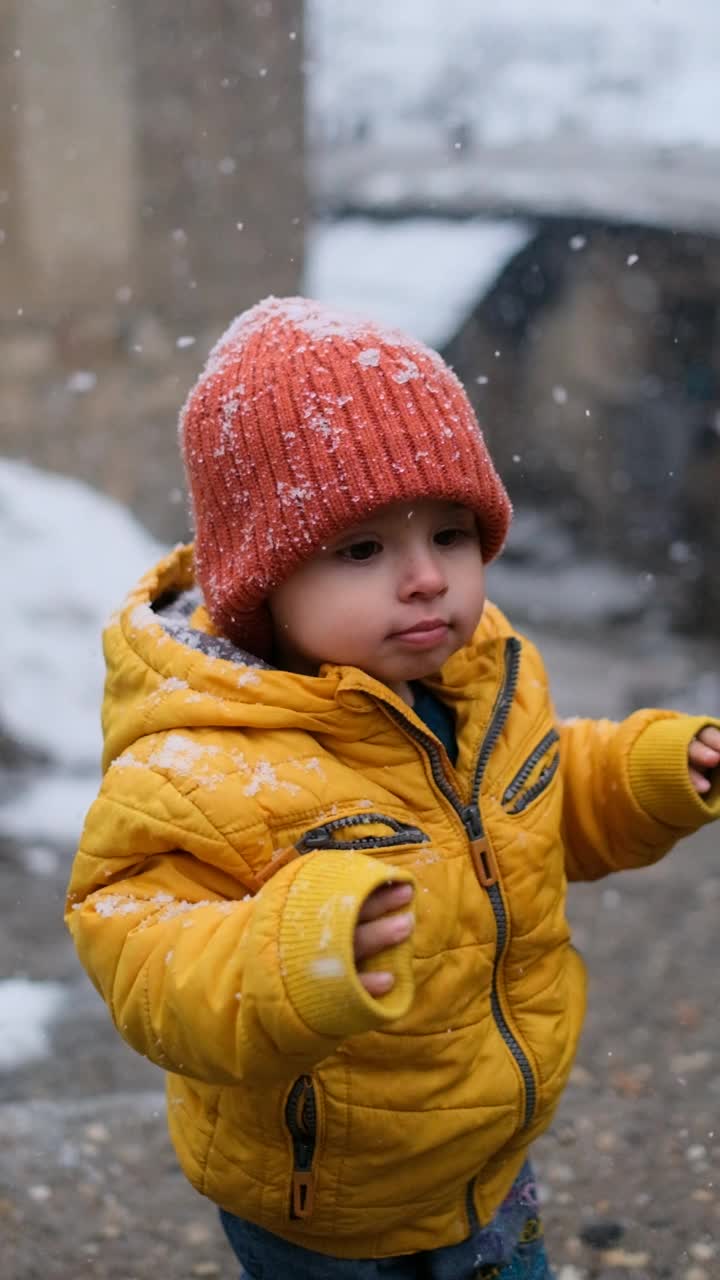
[0,0,304,542]
[128,0,304,326]
[10,0,135,322]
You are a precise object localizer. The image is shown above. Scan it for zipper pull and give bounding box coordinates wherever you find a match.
[292,1170,316,1218]
[463,806,499,887]
[297,825,331,852]
[463,804,483,839]
[470,836,499,887]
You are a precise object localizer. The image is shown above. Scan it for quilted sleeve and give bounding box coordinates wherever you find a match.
[66,759,416,1086]
[559,711,720,881]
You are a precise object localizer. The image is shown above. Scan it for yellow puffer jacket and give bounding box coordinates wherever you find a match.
[66,546,720,1258]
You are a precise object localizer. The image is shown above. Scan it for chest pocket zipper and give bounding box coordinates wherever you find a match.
[296,813,430,853]
[502,729,560,814]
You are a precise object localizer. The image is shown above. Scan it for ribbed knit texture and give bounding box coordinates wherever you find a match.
[628,713,720,827]
[278,851,416,1038]
[180,296,512,654]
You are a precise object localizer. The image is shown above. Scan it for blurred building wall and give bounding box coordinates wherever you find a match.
[445,224,720,627]
[1,0,304,541]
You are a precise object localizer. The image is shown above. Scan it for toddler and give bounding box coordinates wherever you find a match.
[67,297,720,1279]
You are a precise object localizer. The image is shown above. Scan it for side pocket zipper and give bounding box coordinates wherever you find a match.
[285,1074,318,1219]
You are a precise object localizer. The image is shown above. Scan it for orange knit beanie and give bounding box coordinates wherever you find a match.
[180,296,511,656]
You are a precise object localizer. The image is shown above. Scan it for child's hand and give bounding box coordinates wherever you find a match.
[354,882,414,997]
[688,726,720,794]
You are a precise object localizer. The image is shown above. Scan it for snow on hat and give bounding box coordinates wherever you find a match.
[180,295,511,656]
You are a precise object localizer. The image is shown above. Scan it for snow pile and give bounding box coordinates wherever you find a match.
[0,459,163,844]
[0,459,162,770]
[305,218,533,349]
[0,978,67,1071]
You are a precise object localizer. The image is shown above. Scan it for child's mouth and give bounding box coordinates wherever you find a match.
[391,620,449,648]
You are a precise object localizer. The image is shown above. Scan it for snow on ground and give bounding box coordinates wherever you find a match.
[0,459,163,848]
[1,775,107,848]
[308,1,720,152]
[304,217,533,349]
[0,459,162,771]
[0,978,67,1070]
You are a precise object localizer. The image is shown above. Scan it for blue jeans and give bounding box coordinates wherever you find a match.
[220,1163,554,1280]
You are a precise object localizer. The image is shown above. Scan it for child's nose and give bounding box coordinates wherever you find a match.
[398,551,448,600]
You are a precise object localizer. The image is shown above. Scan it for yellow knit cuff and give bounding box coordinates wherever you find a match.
[628,714,720,829]
[279,851,416,1038]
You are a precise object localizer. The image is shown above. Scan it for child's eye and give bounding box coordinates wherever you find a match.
[339,539,382,562]
[434,527,468,547]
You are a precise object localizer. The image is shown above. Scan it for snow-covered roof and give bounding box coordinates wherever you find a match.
[304,217,534,349]
[308,1,720,232]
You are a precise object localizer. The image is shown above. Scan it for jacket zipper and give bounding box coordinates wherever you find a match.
[502,728,560,813]
[507,752,559,814]
[296,812,430,853]
[288,819,427,1220]
[285,1074,318,1219]
[382,637,537,1129]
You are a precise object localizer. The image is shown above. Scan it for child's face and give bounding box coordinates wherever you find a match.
[268,499,486,702]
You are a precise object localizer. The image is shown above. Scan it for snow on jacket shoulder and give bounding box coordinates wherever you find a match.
[66,545,720,1259]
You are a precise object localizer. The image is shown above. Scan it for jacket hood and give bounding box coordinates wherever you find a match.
[101,544,513,770]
